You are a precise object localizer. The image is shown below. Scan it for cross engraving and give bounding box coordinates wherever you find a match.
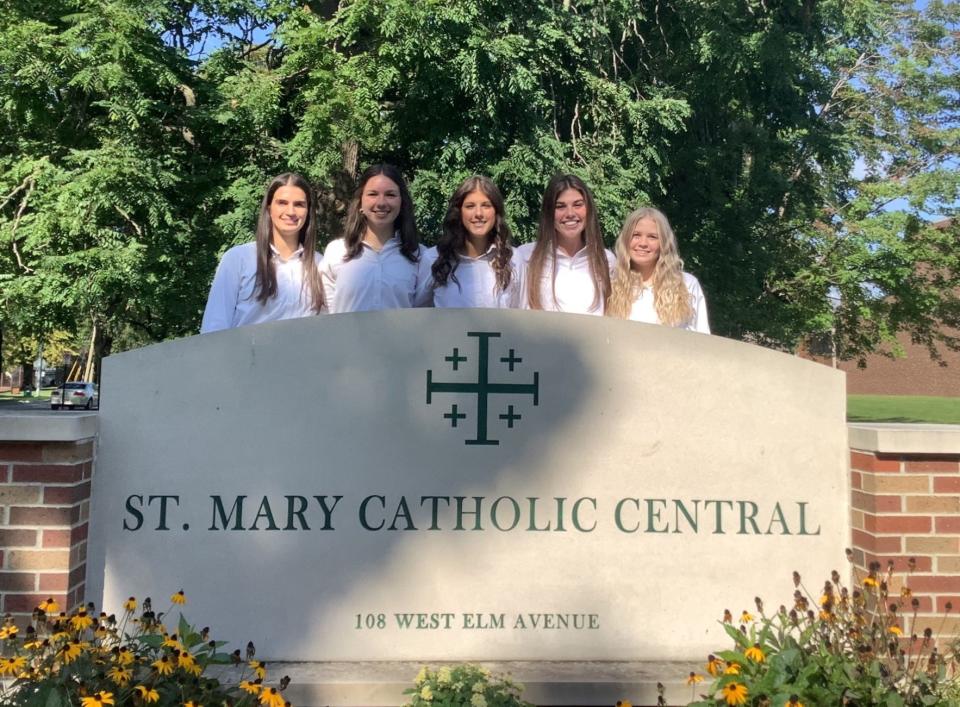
[445,347,467,371]
[426,332,540,445]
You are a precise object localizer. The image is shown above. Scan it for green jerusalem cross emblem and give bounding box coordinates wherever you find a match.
[426,331,540,445]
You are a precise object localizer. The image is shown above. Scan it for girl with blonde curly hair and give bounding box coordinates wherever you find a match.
[606,207,710,332]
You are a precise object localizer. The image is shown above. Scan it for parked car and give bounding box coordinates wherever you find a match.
[50,382,99,410]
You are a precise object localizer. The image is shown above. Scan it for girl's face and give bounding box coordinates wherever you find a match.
[460,189,496,241]
[361,175,402,229]
[553,188,587,242]
[269,185,309,241]
[629,217,662,272]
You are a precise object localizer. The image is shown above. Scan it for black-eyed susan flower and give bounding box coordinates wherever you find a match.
[0,656,27,675]
[889,625,903,636]
[123,597,137,612]
[686,672,704,685]
[723,663,741,675]
[787,696,804,707]
[722,682,748,705]
[61,640,84,663]
[71,608,95,632]
[706,655,723,676]
[133,686,160,704]
[260,687,285,707]
[80,691,114,707]
[739,610,753,623]
[250,660,267,680]
[616,701,632,707]
[178,652,202,676]
[38,598,59,613]
[745,644,765,662]
[183,701,201,707]
[863,576,878,588]
[106,666,132,686]
[0,625,19,640]
[152,655,175,675]
[240,680,263,695]
[170,590,187,605]
[116,647,135,666]
[163,634,183,649]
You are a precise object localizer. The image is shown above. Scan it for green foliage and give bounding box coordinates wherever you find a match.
[688,565,960,706]
[404,664,532,707]
[0,0,957,366]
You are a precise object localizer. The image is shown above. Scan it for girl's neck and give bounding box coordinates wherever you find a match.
[463,233,492,258]
[363,224,394,250]
[633,263,656,285]
[556,233,584,258]
[272,230,301,259]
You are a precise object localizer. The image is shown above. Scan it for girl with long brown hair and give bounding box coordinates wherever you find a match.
[419,175,520,308]
[201,173,324,333]
[321,163,427,312]
[606,207,709,332]
[517,174,613,315]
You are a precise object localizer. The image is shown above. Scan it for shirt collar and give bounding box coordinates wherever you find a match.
[269,243,304,262]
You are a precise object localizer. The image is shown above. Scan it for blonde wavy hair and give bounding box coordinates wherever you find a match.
[607,207,694,326]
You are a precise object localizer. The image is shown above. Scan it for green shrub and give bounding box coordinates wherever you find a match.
[404,664,532,707]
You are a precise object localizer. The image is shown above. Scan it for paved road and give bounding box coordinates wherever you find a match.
[0,397,98,415]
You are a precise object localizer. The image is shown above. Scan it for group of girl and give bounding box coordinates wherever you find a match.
[200,165,710,334]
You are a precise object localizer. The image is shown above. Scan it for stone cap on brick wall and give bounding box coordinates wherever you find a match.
[849,422,960,455]
[0,412,98,442]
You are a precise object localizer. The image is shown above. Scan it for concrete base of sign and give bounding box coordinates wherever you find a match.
[253,660,703,706]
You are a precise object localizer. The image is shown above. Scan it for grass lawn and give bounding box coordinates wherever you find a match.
[0,388,53,405]
[848,395,960,425]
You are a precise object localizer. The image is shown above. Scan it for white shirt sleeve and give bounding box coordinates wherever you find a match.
[320,239,344,314]
[685,273,711,334]
[413,246,435,308]
[200,248,242,333]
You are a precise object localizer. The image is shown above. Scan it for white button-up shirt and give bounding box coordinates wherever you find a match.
[629,272,711,333]
[321,237,427,313]
[515,242,615,315]
[417,245,521,308]
[200,242,323,333]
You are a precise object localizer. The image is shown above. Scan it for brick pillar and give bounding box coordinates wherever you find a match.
[0,415,97,623]
[848,424,960,647]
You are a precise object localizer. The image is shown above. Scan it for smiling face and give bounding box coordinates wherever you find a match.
[361,174,402,232]
[268,185,309,243]
[553,187,588,247]
[629,216,662,275]
[460,189,496,242]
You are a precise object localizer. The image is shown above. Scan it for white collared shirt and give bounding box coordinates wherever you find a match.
[321,237,427,313]
[515,242,615,315]
[629,271,711,333]
[417,245,521,309]
[200,242,323,333]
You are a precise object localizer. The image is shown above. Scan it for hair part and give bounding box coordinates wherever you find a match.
[432,176,514,294]
[342,163,419,263]
[254,172,324,312]
[526,174,610,310]
[607,207,693,325]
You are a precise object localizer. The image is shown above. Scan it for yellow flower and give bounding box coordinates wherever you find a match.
[170,590,187,605]
[260,688,285,707]
[184,701,202,707]
[107,666,133,686]
[38,598,59,613]
[250,660,267,680]
[419,685,433,701]
[863,576,878,588]
[71,609,95,632]
[745,644,765,663]
[686,672,704,685]
[787,696,805,707]
[124,597,137,612]
[706,655,723,676]
[240,680,262,695]
[0,625,19,640]
[722,682,749,706]
[723,663,741,675]
[889,625,903,636]
[178,652,202,677]
[414,667,428,685]
[0,656,27,675]
[134,686,160,703]
[80,692,115,707]
[116,647,135,666]
[61,641,84,663]
[153,655,175,675]
[740,611,753,623]
[616,702,632,707]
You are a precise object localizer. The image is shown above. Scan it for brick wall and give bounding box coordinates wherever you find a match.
[0,417,96,624]
[849,424,960,646]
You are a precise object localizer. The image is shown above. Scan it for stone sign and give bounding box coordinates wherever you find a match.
[86,309,848,661]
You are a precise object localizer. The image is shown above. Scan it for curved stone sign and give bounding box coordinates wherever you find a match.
[86,310,848,661]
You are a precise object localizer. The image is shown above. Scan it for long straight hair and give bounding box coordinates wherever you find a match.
[254,173,323,312]
[526,174,610,310]
[341,163,419,263]
[433,175,514,293]
[607,207,693,325]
